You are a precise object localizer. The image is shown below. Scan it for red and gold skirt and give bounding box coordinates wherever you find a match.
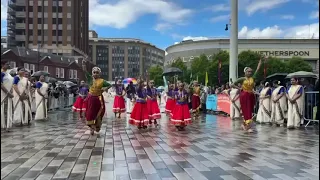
[72,96,87,112]
[191,95,200,111]
[86,94,105,125]
[170,104,191,126]
[113,95,126,113]
[129,102,149,127]
[147,99,161,120]
[165,98,176,113]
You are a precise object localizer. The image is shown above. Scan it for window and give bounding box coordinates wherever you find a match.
[60,68,64,78]
[9,61,16,68]
[44,66,48,72]
[69,69,73,79]
[24,63,30,70]
[73,70,77,79]
[56,67,60,78]
[29,64,35,74]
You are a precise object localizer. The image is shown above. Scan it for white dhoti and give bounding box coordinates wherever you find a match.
[35,82,49,120]
[287,85,304,128]
[1,71,14,129]
[256,87,272,123]
[126,98,133,113]
[271,86,287,126]
[229,88,241,119]
[13,76,31,125]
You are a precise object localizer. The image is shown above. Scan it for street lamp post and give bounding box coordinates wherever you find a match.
[37,44,42,71]
[229,0,238,83]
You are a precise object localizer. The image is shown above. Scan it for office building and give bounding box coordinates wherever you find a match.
[88,35,165,81]
[7,0,89,57]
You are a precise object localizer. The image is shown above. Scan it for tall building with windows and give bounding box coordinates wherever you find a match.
[7,0,89,56]
[89,36,165,81]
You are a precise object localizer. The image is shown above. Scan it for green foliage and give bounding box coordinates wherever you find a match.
[170,57,189,82]
[170,50,313,86]
[285,57,313,73]
[207,50,230,86]
[238,50,264,80]
[148,65,163,86]
[190,54,209,84]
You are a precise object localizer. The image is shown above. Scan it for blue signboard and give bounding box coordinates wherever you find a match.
[206,95,217,110]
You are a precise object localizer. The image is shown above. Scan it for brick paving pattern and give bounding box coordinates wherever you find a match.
[1,105,319,180]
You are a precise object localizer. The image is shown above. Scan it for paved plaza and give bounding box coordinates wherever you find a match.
[1,102,319,180]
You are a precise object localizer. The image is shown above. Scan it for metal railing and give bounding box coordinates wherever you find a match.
[47,94,76,112]
[304,91,319,127]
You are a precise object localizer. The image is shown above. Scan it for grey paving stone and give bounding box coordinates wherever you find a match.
[1,106,319,180]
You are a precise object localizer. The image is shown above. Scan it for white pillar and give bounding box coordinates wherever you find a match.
[229,0,238,82]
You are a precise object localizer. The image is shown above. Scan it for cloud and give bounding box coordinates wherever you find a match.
[238,23,319,39]
[309,11,319,19]
[207,4,229,12]
[1,0,7,21]
[182,36,209,41]
[89,0,192,29]
[280,15,295,20]
[175,23,319,42]
[210,15,229,23]
[154,23,172,32]
[246,0,290,16]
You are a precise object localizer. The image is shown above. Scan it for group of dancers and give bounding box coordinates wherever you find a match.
[72,64,205,134]
[229,59,305,132]
[1,63,49,131]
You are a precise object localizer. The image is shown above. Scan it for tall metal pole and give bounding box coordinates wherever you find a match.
[229,0,238,82]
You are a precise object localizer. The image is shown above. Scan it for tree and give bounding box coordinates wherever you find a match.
[170,57,189,82]
[264,57,288,76]
[191,54,209,84]
[238,50,264,81]
[207,50,230,86]
[148,65,163,86]
[285,57,313,73]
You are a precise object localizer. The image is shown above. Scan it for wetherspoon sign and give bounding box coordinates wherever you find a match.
[255,50,310,57]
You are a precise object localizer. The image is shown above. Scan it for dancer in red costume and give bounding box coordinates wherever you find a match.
[129,79,149,129]
[147,80,161,127]
[165,83,176,116]
[113,80,126,118]
[72,80,89,120]
[82,64,111,135]
[171,82,191,131]
[232,59,262,133]
[191,81,201,118]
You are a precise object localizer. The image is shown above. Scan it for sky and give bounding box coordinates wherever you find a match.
[1,0,319,50]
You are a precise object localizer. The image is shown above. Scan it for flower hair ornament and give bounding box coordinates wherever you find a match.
[244,67,251,73]
[92,67,101,74]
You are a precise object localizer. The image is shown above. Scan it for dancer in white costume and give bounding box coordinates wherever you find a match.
[1,63,14,131]
[102,89,109,117]
[286,77,305,129]
[30,77,37,113]
[229,83,242,120]
[24,71,33,123]
[256,82,272,124]
[13,68,31,125]
[126,81,136,114]
[34,75,49,120]
[271,80,287,126]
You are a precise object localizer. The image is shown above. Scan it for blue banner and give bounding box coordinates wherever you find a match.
[206,95,217,110]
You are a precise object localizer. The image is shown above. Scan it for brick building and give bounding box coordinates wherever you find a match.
[1,47,94,82]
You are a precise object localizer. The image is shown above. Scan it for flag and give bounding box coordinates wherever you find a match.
[263,57,268,79]
[218,59,222,84]
[205,72,208,86]
[163,76,168,87]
